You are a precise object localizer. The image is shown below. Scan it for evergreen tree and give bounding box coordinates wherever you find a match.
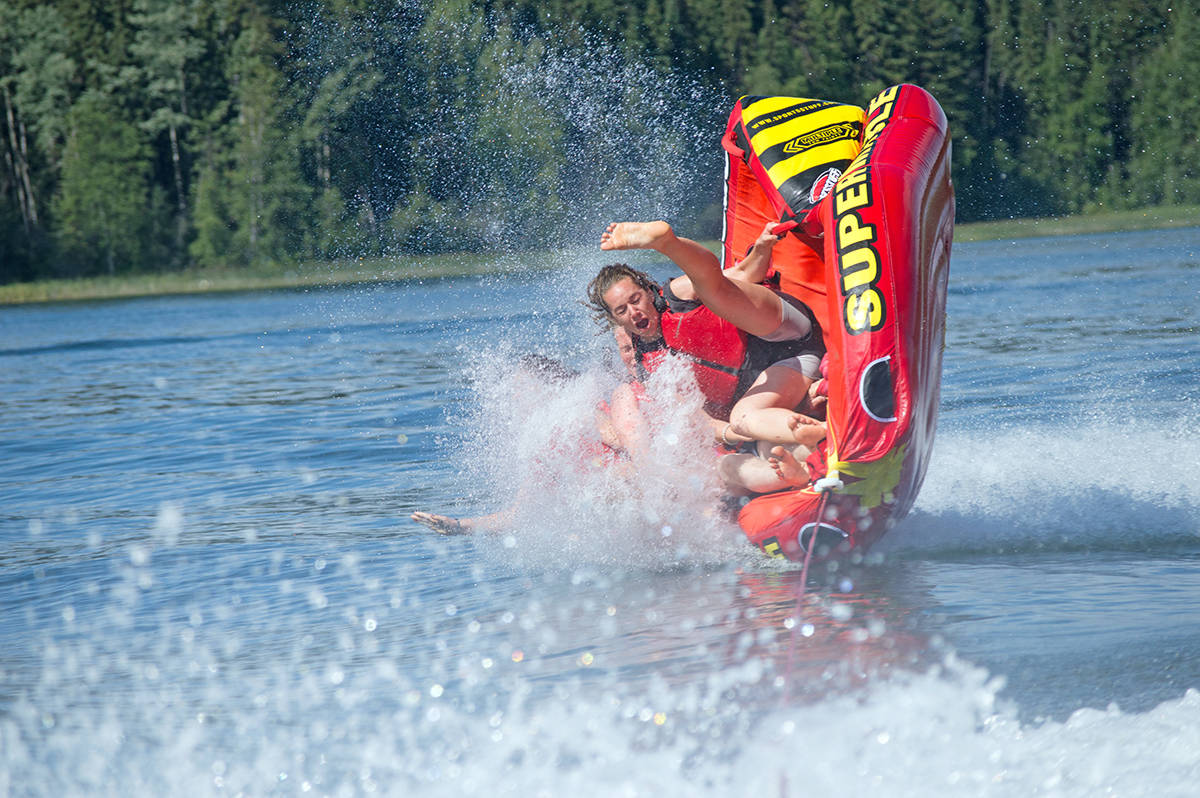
[189,116,234,267]
[741,0,785,95]
[467,24,567,247]
[191,7,307,267]
[389,0,489,251]
[5,0,1200,284]
[908,0,985,215]
[129,0,206,264]
[52,0,137,90]
[777,0,859,101]
[1126,0,1200,206]
[640,0,678,74]
[850,0,923,94]
[1,3,77,227]
[0,1,38,270]
[53,90,150,275]
[288,0,418,258]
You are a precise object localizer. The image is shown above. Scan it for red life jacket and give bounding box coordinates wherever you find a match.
[634,302,757,419]
[634,283,823,418]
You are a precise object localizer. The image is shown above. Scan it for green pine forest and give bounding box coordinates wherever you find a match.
[2,0,1198,285]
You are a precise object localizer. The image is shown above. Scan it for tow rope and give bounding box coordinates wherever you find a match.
[783,473,843,702]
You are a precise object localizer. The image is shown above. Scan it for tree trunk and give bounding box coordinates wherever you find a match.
[2,85,37,234]
[169,122,187,258]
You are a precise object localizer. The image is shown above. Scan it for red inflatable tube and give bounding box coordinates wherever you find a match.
[735,84,955,560]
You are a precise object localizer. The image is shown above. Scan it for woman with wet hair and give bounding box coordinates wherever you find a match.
[587,221,826,493]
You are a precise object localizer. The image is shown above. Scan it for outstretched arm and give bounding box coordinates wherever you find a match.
[671,222,783,301]
[726,221,783,285]
[601,221,785,339]
[411,508,514,535]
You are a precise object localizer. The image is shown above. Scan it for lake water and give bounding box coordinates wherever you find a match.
[2,227,1199,796]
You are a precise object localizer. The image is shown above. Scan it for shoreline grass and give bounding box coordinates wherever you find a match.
[4,205,1199,306]
[950,204,1200,242]
[0,252,541,306]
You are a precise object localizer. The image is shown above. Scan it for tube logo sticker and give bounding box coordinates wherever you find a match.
[808,167,841,204]
[781,121,861,153]
[759,536,786,559]
[831,85,901,335]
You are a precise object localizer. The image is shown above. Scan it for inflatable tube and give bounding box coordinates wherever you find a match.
[724,85,954,561]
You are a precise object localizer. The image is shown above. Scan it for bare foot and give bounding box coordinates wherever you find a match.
[768,445,812,488]
[600,221,674,251]
[411,511,471,535]
[788,413,827,447]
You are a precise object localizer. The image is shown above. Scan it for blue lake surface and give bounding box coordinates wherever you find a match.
[2,227,1199,795]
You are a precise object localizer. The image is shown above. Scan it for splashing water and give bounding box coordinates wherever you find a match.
[291,2,727,258]
[454,346,745,570]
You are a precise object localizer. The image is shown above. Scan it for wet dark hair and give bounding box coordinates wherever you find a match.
[584,263,660,328]
[517,354,579,384]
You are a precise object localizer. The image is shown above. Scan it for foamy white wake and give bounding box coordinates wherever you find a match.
[884,419,1200,555]
[4,652,1198,796]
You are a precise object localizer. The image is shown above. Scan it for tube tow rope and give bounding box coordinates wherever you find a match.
[782,474,843,701]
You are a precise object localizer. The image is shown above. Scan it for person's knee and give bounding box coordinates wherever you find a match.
[717,454,751,494]
[728,402,754,438]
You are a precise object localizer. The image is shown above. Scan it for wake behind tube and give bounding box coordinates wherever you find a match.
[736,84,955,560]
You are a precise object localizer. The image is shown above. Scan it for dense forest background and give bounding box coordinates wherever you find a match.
[2,0,1197,284]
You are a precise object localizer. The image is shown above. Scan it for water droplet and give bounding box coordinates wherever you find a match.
[154,502,183,544]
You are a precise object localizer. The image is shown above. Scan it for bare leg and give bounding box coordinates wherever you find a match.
[728,364,816,444]
[768,445,813,489]
[609,381,650,461]
[601,221,785,339]
[595,405,622,451]
[720,440,813,495]
[719,453,787,495]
